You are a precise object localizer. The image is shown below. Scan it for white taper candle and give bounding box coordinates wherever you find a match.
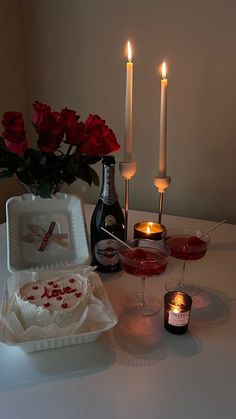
[159,62,168,177]
[124,41,133,163]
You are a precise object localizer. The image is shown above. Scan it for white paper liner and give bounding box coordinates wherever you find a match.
[0,267,115,342]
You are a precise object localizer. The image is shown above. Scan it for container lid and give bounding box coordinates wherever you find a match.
[6,192,90,272]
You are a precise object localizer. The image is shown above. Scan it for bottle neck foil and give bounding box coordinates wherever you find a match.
[100,163,118,205]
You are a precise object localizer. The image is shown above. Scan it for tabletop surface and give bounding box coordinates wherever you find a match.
[0,204,235,419]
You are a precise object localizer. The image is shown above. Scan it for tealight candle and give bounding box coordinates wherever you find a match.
[134,221,166,240]
[164,291,192,334]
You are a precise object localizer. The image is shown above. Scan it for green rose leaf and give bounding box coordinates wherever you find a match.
[89,166,100,186]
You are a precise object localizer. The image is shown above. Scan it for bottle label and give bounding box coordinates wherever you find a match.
[94,239,120,266]
[168,310,190,327]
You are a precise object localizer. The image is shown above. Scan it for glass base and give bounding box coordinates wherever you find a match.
[124,293,161,317]
[165,278,200,297]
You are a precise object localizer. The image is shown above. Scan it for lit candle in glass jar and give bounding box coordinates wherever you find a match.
[164,291,192,334]
[134,221,166,240]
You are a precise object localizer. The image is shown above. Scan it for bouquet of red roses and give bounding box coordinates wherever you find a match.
[0,101,120,197]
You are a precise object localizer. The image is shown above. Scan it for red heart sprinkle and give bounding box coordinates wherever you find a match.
[51,289,61,297]
[41,286,49,298]
[48,281,54,285]
[61,303,68,309]
[44,302,50,308]
[27,295,35,301]
[53,283,59,288]
[75,292,81,298]
[63,286,71,293]
[69,278,75,283]
[32,285,38,290]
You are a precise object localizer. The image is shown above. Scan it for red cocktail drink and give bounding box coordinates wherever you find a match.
[163,228,210,296]
[165,235,208,260]
[119,247,168,277]
[118,239,170,316]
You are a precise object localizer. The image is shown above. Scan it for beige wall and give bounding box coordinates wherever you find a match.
[1,0,236,224]
[0,0,27,222]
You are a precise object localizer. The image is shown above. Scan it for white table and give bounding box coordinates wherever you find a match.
[0,204,235,419]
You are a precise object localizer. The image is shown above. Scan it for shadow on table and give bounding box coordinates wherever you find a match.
[191,286,232,327]
[0,332,116,392]
[112,309,202,366]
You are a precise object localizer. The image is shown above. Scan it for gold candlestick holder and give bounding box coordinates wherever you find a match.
[119,161,136,241]
[154,175,171,224]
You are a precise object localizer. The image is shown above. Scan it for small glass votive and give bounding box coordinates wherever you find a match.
[134,221,166,241]
[164,291,192,334]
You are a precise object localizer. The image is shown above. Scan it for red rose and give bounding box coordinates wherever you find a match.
[32,101,51,132]
[2,111,28,155]
[59,108,82,145]
[37,112,64,153]
[79,114,120,156]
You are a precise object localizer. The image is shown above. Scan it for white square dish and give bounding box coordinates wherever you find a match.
[6,192,90,272]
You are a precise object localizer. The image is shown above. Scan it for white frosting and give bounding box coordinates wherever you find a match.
[14,273,89,329]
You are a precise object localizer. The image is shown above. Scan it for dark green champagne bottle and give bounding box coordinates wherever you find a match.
[90,156,125,272]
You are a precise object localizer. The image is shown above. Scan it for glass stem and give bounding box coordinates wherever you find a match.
[180,260,186,287]
[138,276,146,310]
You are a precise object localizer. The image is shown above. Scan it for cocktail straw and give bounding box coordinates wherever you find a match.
[200,219,226,237]
[100,226,133,249]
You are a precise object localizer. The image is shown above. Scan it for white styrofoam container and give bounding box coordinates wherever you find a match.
[6,192,90,272]
[0,271,117,352]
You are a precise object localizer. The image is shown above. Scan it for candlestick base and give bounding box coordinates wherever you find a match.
[154,175,171,224]
[154,176,171,193]
[119,161,137,180]
[119,161,137,241]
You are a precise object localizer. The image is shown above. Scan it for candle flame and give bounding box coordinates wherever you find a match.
[172,307,181,313]
[174,293,185,306]
[146,225,151,235]
[161,61,167,79]
[127,40,132,62]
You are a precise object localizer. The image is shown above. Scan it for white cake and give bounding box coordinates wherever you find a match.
[14,273,89,329]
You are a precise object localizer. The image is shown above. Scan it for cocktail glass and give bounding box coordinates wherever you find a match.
[119,239,170,316]
[163,228,210,296]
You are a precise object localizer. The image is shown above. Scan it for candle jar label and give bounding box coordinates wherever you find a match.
[168,310,190,327]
